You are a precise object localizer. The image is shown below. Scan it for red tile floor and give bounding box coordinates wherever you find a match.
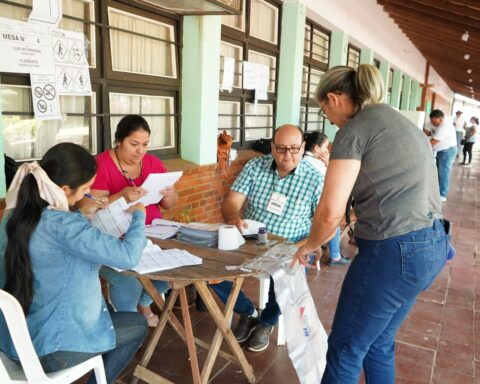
[89,149,479,384]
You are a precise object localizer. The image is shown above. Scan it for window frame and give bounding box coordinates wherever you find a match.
[0,0,182,161]
[300,19,330,133]
[347,44,360,69]
[218,0,281,149]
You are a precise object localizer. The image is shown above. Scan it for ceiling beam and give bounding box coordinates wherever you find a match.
[413,0,480,21]
[449,0,480,10]
[379,0,480,32]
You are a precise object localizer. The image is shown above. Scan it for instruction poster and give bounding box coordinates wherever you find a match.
[51,28,91,95]
[30,73,61,120]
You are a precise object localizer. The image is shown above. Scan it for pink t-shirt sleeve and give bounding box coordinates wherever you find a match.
[91,151,115,191]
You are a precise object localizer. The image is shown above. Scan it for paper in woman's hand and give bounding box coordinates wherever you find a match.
[130,172,183,206]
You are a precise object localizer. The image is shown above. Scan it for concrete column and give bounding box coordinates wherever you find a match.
[379,61,390,103]
[359,48,374,65]
[400,74,412,110]
[409,80,420,111]
[0,113,5,198]
[324,31,348,140]
[180,16,221,165]
[390,69,403,109]
[276,0,306,127]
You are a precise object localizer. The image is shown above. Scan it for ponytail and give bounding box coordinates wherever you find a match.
[315,64,384,110]
[4,174,47,314]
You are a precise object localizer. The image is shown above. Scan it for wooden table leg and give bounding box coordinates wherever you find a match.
[199,278,243,383]
[195,281,256,384]
[131,282,178,384]
[139,277,188,342]
[179,286,202,384]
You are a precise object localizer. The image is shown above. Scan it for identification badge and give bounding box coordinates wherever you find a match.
[266,192,287,215]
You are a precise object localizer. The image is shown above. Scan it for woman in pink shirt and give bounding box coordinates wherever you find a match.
[84,114,178,327]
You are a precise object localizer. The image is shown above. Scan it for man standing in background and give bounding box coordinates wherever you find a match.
[453,110,466,158]
[424,109,457,202]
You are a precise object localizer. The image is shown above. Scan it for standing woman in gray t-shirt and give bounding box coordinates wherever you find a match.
[292,64,447,384]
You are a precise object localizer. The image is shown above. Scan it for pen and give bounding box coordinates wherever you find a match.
[128,178,137,187]
[146,223,180,228]
[84,193,105,205]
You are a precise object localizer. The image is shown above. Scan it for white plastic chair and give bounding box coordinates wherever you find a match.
[0,289,107,384]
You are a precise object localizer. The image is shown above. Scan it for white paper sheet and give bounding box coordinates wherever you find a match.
[221,56,235,92]
[29,0,62,26]
[91,197,132,238]
[133,171,183,206]
[145,219,181,240]
[30,73,61,120]
[113,243,202,274]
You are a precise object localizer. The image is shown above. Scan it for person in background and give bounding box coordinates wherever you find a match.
[292,65,447,384]
[304,131,351,266]
[79,114,178,327]
[461,116,478,165]
[0,143,148,384]
[211,124,324,352]
[453,110,466,157]
[423,109,457,202]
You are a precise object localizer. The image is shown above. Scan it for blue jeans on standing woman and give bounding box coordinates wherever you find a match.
[436,146,457,198]
[40,312,148,383]
[321,220,447,384]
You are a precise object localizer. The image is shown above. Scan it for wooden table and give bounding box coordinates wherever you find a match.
[128,237,284,384]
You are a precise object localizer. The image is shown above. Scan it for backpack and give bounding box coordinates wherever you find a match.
[252,138,272,154]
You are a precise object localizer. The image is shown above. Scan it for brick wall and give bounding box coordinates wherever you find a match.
[162,151,259,223]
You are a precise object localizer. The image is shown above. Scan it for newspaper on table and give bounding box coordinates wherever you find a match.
[241,243,328,384]
[90,197,131,238]
[110,242,202,274]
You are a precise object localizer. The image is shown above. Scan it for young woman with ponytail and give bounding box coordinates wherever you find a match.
[0,142,148,384]
[292,65,447,384]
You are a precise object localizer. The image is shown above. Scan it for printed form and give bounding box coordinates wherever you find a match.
[91,197,132,237]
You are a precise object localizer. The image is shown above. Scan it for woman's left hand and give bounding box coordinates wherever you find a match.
[159,186,178,209]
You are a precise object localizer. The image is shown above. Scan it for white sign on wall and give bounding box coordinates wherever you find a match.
[30,73,61,120]
[0,16,54,74]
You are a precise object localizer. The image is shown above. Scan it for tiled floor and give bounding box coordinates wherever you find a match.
[98,150,479,384]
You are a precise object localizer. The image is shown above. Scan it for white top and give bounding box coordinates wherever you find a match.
[425,117,457,151]
[304,151,326,176]
[454,116,466,132]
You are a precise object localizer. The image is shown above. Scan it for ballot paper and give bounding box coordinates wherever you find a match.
[91,197,131,237]
[111,243,203,274]
[145,218,182,240]
[133,172,183,206]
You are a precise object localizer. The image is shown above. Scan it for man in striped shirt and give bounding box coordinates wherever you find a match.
[210,124,324,352]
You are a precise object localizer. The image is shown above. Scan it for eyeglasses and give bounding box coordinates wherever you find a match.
[274,146,302,154]
[317,103,327,119]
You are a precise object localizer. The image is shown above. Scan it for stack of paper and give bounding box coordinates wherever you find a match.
[177,222,223,248]
[111,243,203,274]
[145,219,181,240]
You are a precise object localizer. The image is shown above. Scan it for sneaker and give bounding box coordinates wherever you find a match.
[247,324,274,352]
[440,196,447,202]
[328,255,352,266]
[233,314,259,342]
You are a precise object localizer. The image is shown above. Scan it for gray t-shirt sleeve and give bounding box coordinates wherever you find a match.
[330,128,365,161]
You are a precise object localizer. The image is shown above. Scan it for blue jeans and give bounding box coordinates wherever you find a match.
[40,312,147,384]
[329,227,341,259]
[321,220,447,384]
[210,277,281,326]
[436,146,457,198]
[100,267,169,311]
